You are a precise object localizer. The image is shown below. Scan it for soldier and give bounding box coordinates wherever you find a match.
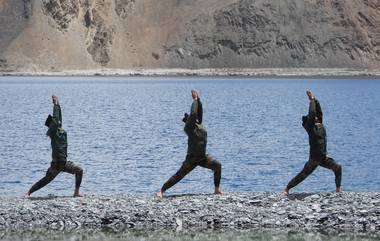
[284,90,342,194]
[157,90,222,198]
[27,95,83,197]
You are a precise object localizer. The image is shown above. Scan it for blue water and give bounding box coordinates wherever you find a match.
[0,77,379,197]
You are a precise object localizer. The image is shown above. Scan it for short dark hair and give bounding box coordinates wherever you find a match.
[182,113,189,123]
[302,115,308,126]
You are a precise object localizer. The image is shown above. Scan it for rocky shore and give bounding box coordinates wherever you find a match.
[1,68,380,78]
[0,192,379,233]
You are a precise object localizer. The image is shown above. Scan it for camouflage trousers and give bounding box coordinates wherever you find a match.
[29,159,83,194]
[287,156,342,190]
[161,154,222,192]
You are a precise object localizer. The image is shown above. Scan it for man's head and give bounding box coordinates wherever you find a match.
[302,115,308,126]
[182,113,189,123]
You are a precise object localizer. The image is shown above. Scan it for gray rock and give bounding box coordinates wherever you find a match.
[41,0,79,31]
[177,48,186,59]
[0,192,378,233]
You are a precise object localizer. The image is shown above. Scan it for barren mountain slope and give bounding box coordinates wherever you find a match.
[0,0,379,72]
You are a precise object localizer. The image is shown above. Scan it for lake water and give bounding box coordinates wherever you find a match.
[0,77,379,197]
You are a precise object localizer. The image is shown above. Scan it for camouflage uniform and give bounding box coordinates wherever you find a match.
[29,104,83,195]
[161,99,221,192]
[286,99,342,190]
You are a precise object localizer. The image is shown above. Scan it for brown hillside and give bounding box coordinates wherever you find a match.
[0,0,379,72]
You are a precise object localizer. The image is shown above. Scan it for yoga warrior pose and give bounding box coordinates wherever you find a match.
[157,90,222,198]
[284,91,342,194]
[27,95,83,197]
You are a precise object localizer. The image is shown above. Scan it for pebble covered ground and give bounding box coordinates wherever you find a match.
[0,192,379,233]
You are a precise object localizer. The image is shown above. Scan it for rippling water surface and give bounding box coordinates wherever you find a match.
[0,77,379,196]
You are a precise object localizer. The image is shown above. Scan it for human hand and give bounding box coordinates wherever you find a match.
[306,90,315,101]
[191,89,199,100]
[52,95,59,105]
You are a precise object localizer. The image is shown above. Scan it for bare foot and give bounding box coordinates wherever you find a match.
[73,192,83,198]
[336,187,342,193]
[214,187,223,195]
[73,187,83,197]
[156,191,164,198]
[283,188,289,195]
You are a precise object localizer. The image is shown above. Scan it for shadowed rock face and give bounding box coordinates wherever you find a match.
[115,0,135,19]
[41,0,79,31]
[166,0,380,68]
[86,9,115,66]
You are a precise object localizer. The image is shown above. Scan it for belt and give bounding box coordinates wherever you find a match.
[52,158,67,163]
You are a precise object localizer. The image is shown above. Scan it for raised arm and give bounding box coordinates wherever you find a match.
[184,90,200,134]
[52,95,62,126]
[53,105,62,126]
[53,96,61,123]
[185,99,198,134]
[303,91,317,130]
[47,96,61,136]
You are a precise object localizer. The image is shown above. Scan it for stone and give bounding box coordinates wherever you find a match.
[249,199,262,205]
[41,0,79,31]
[115,0,135,19]
[0,192,378,233]
[304,194,320,201]
[177,48,185,59]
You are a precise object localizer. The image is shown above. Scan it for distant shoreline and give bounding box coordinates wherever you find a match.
[1,68,380,79]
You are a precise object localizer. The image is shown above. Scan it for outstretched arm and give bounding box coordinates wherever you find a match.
[185,100,198,134]
[303,91,316,130]
[47,96,61,136]
[184,90,199,133]
[52,95,62,125]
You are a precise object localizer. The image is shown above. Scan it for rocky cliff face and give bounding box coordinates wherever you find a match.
[165,0,380,68]
[0,0,379,72]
